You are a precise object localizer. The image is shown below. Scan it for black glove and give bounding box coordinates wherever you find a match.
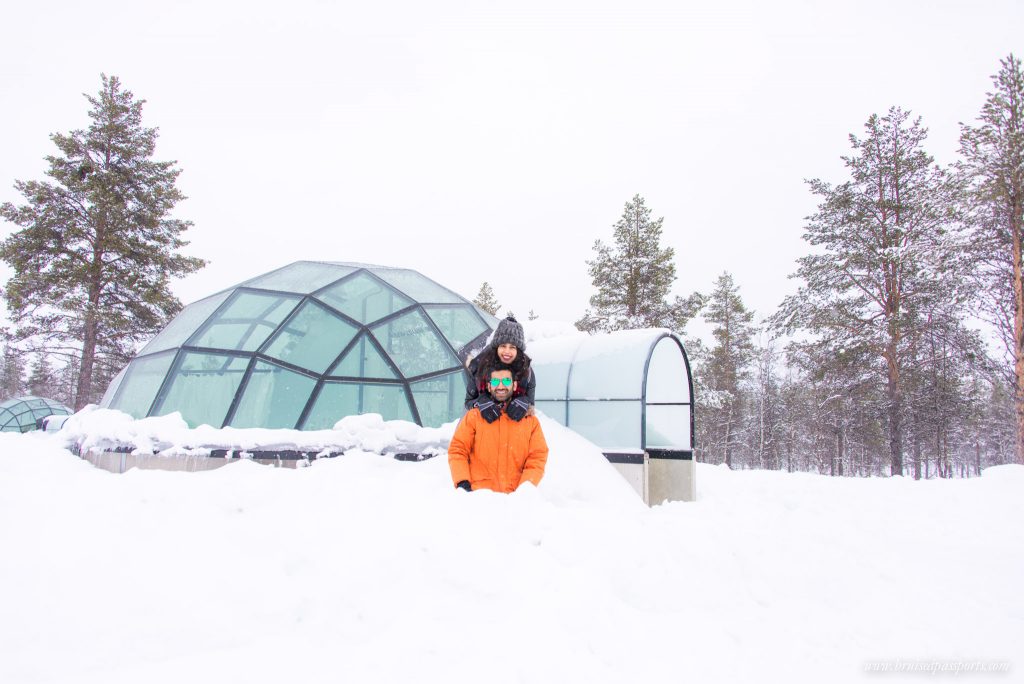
[506,397,530,421]
[456,480,472,492]
[476,399,501,423]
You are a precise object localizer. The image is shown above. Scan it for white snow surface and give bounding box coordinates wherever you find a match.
[1,417,1021,683]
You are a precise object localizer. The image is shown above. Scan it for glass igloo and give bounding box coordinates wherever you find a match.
[100,262,498,429]
[0,396,73,433]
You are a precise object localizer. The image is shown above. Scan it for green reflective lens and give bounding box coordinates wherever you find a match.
[489,377,513,388]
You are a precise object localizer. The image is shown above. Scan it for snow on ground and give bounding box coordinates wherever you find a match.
[1,416,1021,683]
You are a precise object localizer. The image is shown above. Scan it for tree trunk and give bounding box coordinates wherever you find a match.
[75,231,104,410]
[787,429,794,473]
[75,311,97,410]
[1013,207,1024,466]
[885,345,904,476]
[913,436,922,480]
[758,391,765,469]
[724,404,734,469]
[837,425,845,477]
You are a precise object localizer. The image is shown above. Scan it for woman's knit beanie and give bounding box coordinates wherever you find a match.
[491,315,526,351]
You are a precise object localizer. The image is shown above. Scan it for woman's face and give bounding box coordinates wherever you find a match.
[496,343,518,364]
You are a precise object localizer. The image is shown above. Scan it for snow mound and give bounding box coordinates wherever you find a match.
[57,406,641,509]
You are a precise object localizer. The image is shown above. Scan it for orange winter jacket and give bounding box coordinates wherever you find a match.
[448,407,548,492]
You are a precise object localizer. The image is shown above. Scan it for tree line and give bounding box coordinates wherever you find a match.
[3,59,1021,479]
[476,55,1024,477]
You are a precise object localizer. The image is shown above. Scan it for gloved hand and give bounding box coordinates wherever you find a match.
[506,397,530,421]
[476,399,501,423]
[456,480,472,492]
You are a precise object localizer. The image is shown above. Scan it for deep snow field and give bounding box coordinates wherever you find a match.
[1,411,1021,684]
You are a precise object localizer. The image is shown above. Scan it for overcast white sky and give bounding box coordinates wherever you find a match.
[1,0,1021,342]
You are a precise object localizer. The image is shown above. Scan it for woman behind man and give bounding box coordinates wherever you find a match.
[464,315,536,421]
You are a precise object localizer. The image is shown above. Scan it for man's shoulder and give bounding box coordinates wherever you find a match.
[456,406,482,429]
[518,413,543,430]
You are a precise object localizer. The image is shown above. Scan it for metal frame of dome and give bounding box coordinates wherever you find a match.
[0,395,73,433]
[101,262,499,429]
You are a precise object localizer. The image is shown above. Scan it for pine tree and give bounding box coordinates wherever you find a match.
[578,194,703,333]
[0,345,26,401]
[528,309,539,321]
[701,272,755,469]
[752,337,783,470]
[55,355,81,409]
[0,74,205,409]
[959,54,1024,466]
[773,107,957,476]
[473,282,501,316]
[26,354,57,399]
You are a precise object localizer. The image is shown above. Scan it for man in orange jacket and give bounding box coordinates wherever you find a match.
[448,363,548,493]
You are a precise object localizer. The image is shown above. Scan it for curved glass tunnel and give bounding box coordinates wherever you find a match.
[529,330,695,504]
[100,261,499,429]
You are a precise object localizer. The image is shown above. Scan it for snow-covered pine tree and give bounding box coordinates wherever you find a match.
[26,354,58,400]
[56,355,81,409]
[772,107,957,476]
[0,345,26,401]
[472,282,501,316]
[0,75,205,409]
[958,54,1024,466]
[700,272,755,469]
[751,337,783,470]
[902,296,988,478]
[577,194,703,333]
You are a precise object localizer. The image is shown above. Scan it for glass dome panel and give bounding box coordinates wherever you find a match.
[329,334,397,379]
[238,262,356,294]
[410,369,466,428]
[101,366,128,407]
[108,351,178,419]
[303,382,412,429]
[138,291,231,355]
[474,305,500,330]
[569,400,642,451]
[424,306,488,351]
[535,400,567,425]
[41,399,71,416]
[228,361,316,429]
[189,291,301,352]
[645,337,690,404]
[568,331,661,400]
[153,352,249,428]
[528,336,584,401]
[645,405,691,450]
[370,310,460,378]
[369,268,463,303]
[263,300,358,374]
[0,396,73,431]
[315,272,413,324]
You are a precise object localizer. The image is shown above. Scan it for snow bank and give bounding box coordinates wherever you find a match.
[59,406,641,510]
[1,428,1020,684]
[61,407,457,457]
